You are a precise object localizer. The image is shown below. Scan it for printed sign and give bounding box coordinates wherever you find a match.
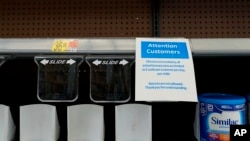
[135,38,197,102]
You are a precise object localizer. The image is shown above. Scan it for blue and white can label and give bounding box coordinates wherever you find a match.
[199,94,246,141]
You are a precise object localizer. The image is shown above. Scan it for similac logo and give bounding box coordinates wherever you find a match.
[211,117,238,125]
[208,112,241,132]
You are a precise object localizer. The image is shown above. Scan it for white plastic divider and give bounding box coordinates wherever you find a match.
[20,104,60,141]
[0,104,16,141]
[190,38,250,55]
[115,103,152,141]
[67,104,104,141]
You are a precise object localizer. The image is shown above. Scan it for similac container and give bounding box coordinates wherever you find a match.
[247,94,250,124]
[198,93,246,141]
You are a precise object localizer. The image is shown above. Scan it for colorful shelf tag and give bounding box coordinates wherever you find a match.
[52,39,79,52]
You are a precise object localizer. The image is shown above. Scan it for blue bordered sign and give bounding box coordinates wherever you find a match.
[135,38,198,102]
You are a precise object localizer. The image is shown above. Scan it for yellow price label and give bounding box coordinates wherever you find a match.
[52,40,69,52]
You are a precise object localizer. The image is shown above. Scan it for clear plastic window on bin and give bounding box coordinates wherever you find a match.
[86,55,135,103]
[34,55,84,102]
[0,56,8,67]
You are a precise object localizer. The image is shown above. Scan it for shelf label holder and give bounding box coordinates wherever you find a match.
[86,55,135,103]
[0,55,9,67]
[34,55,84,102]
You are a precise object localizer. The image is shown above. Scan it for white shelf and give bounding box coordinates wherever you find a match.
[190,38,250,56]
[0,38,250,55]
[0,38,135,54]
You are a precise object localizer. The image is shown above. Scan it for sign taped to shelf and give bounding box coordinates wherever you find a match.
[135,38,198,102]
[52,39,79,52]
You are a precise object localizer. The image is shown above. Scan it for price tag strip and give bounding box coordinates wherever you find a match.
[34,55,84,102]
[86,55,135,103]
[52,39,79,52]
[135,38,198,102]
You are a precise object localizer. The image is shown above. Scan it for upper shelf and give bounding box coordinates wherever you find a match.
[0,38,250,56]
[190,38,250,56]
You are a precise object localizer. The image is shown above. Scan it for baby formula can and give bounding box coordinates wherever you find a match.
[247,94,250,124]
[198,93,246,141]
